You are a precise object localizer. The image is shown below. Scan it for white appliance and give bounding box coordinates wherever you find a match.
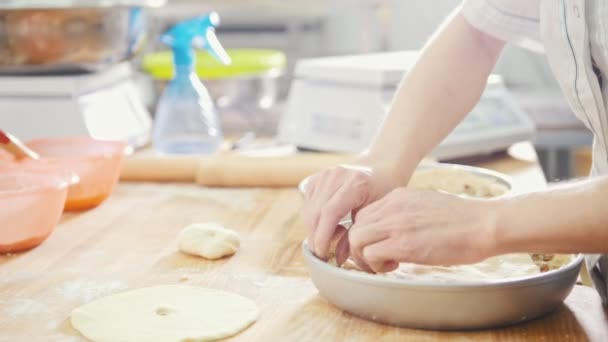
[0,63,151,148]
[278,51,536,160]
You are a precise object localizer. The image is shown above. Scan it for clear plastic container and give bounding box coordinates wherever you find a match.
[0,4,155,73]
[144,49,286,136]
[0,1,165,8]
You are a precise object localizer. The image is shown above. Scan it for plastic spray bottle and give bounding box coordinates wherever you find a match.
[153,12,231,154]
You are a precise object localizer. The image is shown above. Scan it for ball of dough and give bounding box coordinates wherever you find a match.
[177,223,240,260]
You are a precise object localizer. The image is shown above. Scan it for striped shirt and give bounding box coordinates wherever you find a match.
[462,0,608,304]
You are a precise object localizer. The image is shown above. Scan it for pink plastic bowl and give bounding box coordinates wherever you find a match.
[26,137,129,211]
[0,172,69,253]
[0,159,80,187]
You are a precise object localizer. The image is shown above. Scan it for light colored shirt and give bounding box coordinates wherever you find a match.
[462,0,608,303]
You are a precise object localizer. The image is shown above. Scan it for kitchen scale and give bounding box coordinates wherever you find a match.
[0,62,151,148]
[278,51,536,160]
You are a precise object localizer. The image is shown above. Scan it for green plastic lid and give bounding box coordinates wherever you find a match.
[142,49,287,80]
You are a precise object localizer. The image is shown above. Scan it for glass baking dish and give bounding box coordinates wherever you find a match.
[0,1,165,74]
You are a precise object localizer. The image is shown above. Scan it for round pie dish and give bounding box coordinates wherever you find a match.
[299,163,514,197]
[298,163,583,329]
[302,241,583,330]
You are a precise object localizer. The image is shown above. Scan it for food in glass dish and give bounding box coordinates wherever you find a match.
[0,7,141,72]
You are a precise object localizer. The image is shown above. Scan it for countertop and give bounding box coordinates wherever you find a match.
[1,142,607,341]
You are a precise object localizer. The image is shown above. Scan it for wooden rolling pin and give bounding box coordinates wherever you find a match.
[121,153,357,187]
[195,153,357,187]
[120,155,200,182]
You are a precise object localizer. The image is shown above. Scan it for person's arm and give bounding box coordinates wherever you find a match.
[491,176,608,254]
[365,9,505,183]
[305,6,506,261]
[347,175,608,273]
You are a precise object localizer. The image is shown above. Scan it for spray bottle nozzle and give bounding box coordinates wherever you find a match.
[161,11,231,66]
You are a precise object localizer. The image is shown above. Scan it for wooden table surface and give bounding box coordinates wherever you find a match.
[1,143,607,341]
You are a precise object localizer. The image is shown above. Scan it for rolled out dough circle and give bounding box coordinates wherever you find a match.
[71,285,258,342]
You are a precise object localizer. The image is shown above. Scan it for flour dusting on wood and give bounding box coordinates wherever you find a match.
[56,279,128,303]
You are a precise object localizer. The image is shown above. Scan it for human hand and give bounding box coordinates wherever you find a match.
[301,161,403,264]
[347,187,498,273]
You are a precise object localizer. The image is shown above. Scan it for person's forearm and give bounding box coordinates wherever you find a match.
[491,176,608,254]
[365,9,505,183]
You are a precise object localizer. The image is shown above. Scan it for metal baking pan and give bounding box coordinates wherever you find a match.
[298,163,583,329]
[298,162,514,196]
[299,163,514,226]
[303,242,582,330]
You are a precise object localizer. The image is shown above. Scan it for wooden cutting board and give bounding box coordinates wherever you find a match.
[0,142,606,340]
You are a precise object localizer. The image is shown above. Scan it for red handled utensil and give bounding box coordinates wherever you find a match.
[0,130,40,160]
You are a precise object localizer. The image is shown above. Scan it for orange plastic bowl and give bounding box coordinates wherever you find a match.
[0,148,15,162]
[0,172,69,253]
[26,137,129,211]
[0,158,80,187]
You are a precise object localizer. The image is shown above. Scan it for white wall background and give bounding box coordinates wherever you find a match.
[387,0,559,90]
